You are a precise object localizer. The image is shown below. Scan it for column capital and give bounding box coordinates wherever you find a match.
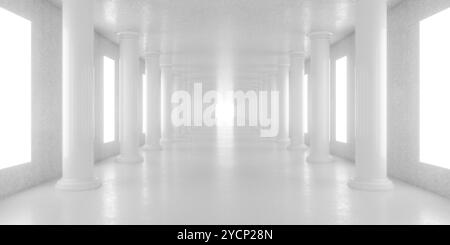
[308,31,333,40]
[144,52,160,64]
[117,31,139,40]
[278,54,290,67]
[264,71,278,80]
[160,54,172,67]
[160,63,173,69]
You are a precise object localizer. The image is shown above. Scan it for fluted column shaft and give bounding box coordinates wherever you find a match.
[307,31,333,163]
[57,0,101,191]
[349,0,393,191]
[161,65,173,146]
[171,74,183,142]
[288,52,307,150]
[278,64,290,146]
[263,74,278,142]
[143,53,162,151]
[178,78,190,142]
[116,32,143,163]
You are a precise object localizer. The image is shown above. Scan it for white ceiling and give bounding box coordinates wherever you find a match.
[50,0,403,81]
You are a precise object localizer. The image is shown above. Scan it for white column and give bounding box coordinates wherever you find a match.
[171,73,183,142]
[178,77,190,142]
[116,32,143,163]
[57,0,101,191]
[185,79,194,142]
[260,74,270,142]
[307,31,333,163]
[288,52,307,150]
[160,64,173,146]
[267,73,278,142]
[278,64,290,147]
[349,0,393,191]
[143,53,162,151]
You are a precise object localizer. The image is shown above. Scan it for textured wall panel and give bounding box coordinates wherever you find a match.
[0,0,62,199]
[387,0,450,199]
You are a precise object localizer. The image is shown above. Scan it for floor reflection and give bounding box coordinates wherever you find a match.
[0,141,450,225]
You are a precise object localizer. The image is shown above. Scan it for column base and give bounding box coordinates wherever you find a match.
[306,154,334,163]
[56,178,101,191]
[116,154,144,164]
[142,144,162,151]
[348,178,394,192]
[287,143,308,151]
[160,138,173,148]
[278,138,291,148]
[172,137,189,143]
[261,137,278,142]
[177,137,191,142]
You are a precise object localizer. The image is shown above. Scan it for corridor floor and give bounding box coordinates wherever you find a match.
[1,142,450,225]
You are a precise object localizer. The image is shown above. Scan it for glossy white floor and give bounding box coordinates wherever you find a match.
[1,141,450,225]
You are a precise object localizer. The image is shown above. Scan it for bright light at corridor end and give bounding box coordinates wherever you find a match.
[171,83,280,138]
[216,94,235,127]
[420,7,450,170]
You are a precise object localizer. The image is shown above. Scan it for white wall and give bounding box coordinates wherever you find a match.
[0,1,133,198]
[387,0,450,199]
[321,0,450,199]
[0,0,62,199]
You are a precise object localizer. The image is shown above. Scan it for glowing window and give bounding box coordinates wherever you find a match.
[0,8,31,170]
[420,8,450,169]
[335,56,348,143]
[103,56,116,143]
[303,74,308,134]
